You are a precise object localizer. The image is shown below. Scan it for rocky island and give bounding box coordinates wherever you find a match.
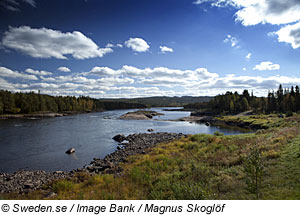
[119,110,164,120]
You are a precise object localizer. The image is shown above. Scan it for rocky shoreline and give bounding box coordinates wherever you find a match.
[0,132,186,195]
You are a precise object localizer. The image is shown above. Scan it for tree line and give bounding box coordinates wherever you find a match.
[185,85,300,115]
[0,90,146,114]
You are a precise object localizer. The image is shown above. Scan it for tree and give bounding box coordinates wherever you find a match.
[243,143,265,199]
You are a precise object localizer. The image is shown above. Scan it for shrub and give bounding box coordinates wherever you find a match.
[53,180,75,193]
[243,143,265,199]
[214,131,224,136]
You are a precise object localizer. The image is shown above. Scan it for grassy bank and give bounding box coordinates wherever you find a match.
[3,114,300,200]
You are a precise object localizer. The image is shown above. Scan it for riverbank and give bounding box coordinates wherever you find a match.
[0,132,185,195]
[0,111,94,120]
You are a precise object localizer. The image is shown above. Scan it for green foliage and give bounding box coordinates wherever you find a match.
[243,143,265,199]
[214,131,224,136]
[187,85,300,115]
[0,90,146,114]
[52,181,75,193]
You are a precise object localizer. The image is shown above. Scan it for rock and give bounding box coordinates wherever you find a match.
[54,171,63,174]
[45,192,57,198]
[113,134,126,142]
[147,128,154,132]
[24,183,34,189]
[117,146,122,150]
[205,122,210,126]
[65,148,75,154]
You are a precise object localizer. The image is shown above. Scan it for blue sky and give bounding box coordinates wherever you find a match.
[1,0,300,98]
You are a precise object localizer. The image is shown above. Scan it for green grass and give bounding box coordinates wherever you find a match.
[3,114,300,200]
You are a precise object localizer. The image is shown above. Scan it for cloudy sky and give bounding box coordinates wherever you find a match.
[1,0,300,98]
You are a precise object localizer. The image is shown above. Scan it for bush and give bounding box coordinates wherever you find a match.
[214,131,224,136]
[243,143,265,199]
[53,180,75,193]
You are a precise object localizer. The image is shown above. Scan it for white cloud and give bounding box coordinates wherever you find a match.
[224,34,238,47]
[233,0,300,26]
[242,67,247,71]
[275,21,300,49]
[160,46,174,53]
[3,65,300,98]
[57,67,71,73]
[124,38,150,52]
[196,0,300,26]
[194,1,300,49]
[1,26,113,59]
[40,76,55,82]
[106,43,123,48]
[253,61,280,71]
[0,0,36,11]
[25,68,52,76]
[193,0,210,5]
[246,53,251,60]
[0,66,38,80]
[89,67,121,76]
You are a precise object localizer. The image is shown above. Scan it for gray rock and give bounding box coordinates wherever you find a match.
[65,148,75,154]
[113,134,126,142]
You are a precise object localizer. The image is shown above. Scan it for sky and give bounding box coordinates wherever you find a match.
[1,0,300,98]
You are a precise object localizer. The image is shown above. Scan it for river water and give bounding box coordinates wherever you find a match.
[0,108,244,173]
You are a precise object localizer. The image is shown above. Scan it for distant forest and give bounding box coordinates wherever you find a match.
[0,90,212,114]
[185,85,300,115]
[1,85,299,115]
[0,90,146,114]
[98,96,212,107]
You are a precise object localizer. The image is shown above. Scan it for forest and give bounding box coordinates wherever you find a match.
[1,84,299,115]
[0,90,146,114]
[185,84,300,115]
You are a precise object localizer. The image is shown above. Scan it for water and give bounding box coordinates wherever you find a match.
[0,108,245,173]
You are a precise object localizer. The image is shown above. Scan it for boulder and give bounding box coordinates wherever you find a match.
[113,134,126,142]
[65,148,75,154]
[147,128,154,132]
[205,122,210,126]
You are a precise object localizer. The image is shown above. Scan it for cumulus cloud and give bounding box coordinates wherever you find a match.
[1,26,113,59]
[0,0,36,11]
[194,1,300,49]
[160,46,174,53]
[89,67,121,76]
[2,65,300,97]
[25,68,52,76]
[253,61,280,71]
[0,66,38,80]
[224,34,238,47]
[275,22,300,49]
[57,67,71,73]
[125,38,150,52]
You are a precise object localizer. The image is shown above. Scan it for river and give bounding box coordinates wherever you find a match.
[0,108,245,173]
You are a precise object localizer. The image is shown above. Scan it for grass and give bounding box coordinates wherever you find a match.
[216,114,285,129]
[2,114,300,199]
